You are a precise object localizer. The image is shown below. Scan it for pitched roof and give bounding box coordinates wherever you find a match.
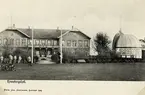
[5,28,91,39]
[5,28,69,39]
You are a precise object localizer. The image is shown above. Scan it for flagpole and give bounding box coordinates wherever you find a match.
[120,15,122,32]
[60,29,63,64]
[31,27,34,64]
[10,15,12,28]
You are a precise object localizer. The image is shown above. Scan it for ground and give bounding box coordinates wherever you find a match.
[0,63,145,81]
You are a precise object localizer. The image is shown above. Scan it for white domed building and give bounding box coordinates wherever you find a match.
[112,31,142,59]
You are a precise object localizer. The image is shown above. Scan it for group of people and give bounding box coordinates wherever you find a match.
[0,54,33,71]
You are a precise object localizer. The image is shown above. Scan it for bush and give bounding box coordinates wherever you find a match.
[13,48,31,63]
[2,50,12,58]
[13,48,30,57]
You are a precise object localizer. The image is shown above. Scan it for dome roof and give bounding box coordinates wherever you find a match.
[116,34,141,48]
[112,32,122,50]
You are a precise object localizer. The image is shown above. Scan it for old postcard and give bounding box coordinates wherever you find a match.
[0,0,145,94]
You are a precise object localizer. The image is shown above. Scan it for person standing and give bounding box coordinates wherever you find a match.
[13,55,17,64]
[0,55,4,64]
[18,55,22,64]
[27,56,32,66]
[0,55,4,70]
[9,54,13,65]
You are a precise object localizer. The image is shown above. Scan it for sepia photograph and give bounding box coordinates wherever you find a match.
[0,0,145,81]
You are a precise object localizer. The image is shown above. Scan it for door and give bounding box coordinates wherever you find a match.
[40,48,46,57]
[47,50,52,58]
[36,51,40,57]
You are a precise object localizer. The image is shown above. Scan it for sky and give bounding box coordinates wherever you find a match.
[0,0,145,41]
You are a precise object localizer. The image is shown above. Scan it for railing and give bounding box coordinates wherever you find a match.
[27,42,59,48]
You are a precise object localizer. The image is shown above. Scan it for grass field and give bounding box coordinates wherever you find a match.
[0,63,145,81]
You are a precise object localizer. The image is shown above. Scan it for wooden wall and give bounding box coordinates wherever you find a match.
[61,31,90,58]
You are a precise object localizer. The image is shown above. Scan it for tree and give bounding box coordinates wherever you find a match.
[94,32,111,56]
[2,38,13,58]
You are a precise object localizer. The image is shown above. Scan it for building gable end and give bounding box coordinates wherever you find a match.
[58,30,90,39]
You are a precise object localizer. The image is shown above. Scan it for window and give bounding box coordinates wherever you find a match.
[122,55,125,58]
[39,40,41,45]
[72,40,77,47]
[45,40,47,45]
[22,39,26,46]
[10,38,14,45]
[3,38,8,45]
[42,40,45,46]
[84,40,89,47]
[127,55,131,58]
[47,40,51,46]
[67,40,71,46]
[16,39,20,46]
[28,40,32,45]
[51,40,54,46]
[35,40,39,45]
[0,38,2,45]
[40,40,46,46]
[53,40,57,46]
[78,40,83,47]
[62,40,65,46]
[7,39,11,45]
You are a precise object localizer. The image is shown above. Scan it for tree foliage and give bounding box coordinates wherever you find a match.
[1,38,13,57]
[94,32,111,56]
[13,48,30,57]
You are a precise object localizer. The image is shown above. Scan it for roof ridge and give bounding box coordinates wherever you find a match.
[17,28,70,30]
[4,27,90,39]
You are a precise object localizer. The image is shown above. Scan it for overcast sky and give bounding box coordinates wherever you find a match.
[0,0,145,40]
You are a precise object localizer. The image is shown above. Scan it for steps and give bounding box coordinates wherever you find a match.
[37,57,56,64]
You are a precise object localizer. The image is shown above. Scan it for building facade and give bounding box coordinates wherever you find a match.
[0,27,90,60]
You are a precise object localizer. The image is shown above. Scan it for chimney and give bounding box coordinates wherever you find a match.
[57,27,59,30]
[72,26,74,30]
[28,26,31,29]
[56,27,60,32]
[12,24,15,29]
